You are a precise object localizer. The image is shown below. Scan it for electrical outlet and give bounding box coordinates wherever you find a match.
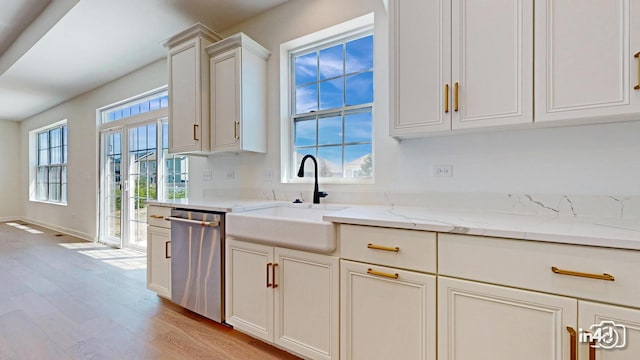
[202,169,213,182]
[263,169,273,182]
[432,164,453,177]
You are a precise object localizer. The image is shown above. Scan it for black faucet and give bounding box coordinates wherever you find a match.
[297,154,328,204]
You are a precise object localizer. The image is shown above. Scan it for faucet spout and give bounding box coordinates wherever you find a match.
[297,154,328,204]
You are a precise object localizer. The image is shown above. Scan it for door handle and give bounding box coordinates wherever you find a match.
[444,84,449,113]
[165,241,171,259]
[567,327,577,360]
[266,263,272,288]
[634,51,640,90]
[272,263,279,288]
[193,124,199,141]
[454,82,459,112]
[234,121,240,140]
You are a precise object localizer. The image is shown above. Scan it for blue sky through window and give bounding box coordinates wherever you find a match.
[292,33,374,180]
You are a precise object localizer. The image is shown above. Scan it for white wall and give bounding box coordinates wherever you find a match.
[189,0,640,203]
[0,120,22,220]
[19,59,167,240]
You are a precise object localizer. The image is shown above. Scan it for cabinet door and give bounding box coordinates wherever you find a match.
[341,260,436,360]
[579,301,640,359]
[535,0,640,123]
[225,239,274,342]
[389,0,452,137]
[438,277,576,360]
[147,226,171,298]
[274,248,339,360]
[168,38,210,153]
[451,0,533,129]
[210,48,241,152]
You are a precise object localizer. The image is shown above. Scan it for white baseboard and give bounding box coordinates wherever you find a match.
[19,217,96,242]
[0,216,21,222]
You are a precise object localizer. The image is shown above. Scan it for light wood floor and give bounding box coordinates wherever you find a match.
[0,221,300,360]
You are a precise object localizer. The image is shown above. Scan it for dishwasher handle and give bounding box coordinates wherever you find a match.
[165,216,220,227]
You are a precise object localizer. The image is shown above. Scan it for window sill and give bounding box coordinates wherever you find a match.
[29,199,68,207]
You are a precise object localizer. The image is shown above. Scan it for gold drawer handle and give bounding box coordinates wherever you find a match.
[367,268,399,279]
[367,243,399,252]
[149,215,164,219]
[551,266,615,281]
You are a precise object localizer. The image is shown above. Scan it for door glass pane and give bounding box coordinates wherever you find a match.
[103,132,122,246]
[128,123,157,249]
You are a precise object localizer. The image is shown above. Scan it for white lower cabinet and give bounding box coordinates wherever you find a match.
[579,301,640,360]
[438,276,576,360]
[340,260,436,360]
[225,238,339,360]
[147,206,172,299]
[147,226,172,298]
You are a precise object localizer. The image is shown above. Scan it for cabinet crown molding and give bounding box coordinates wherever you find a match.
[206,32,271,60]
[163,22,222,48]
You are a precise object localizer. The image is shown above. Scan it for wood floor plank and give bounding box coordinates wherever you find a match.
[0,222,301,359]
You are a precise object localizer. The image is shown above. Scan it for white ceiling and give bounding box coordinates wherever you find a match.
[0,0,287,121]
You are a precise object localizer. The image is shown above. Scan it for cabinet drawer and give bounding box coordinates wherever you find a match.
[147,206,172,229]
[340,225,436,273]
[439,234,640,308]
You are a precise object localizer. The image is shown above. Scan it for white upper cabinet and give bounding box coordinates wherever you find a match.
[389,0,451,136]
[535,0,640,123]
[390,0,533,138]
[164,23,221,154]
[207,33,269,153]
[451,0,533,130]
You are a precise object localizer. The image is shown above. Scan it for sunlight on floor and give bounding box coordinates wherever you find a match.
[58,242,147,270]
[5,222,44,234]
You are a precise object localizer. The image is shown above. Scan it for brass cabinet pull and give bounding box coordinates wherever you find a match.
[444,84,449,113]
[589,337,596,360]
[567,327,577,360]
[266,263,272,288]
[551,266,615,281]
[193,124,199,141]
[367,268,399,279]
[454,82,459,111]
[234,120,240,140]
[635,52,640,90]
[165,241,171,259]
[149,215,164,219]
[367,243,400,252]
[272,263,279,288]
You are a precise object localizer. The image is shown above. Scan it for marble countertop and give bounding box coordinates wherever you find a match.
[147,199,640,250]
[324,206,640,250]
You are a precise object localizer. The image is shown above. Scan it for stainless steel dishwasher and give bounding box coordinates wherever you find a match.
[168,208,225,323]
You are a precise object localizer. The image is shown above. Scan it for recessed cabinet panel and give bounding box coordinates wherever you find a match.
[225,240,273,342]
[579,301,640,359]
[438,277,576,360]
[169,44,199,152]
[389,0,451,136]
[211,50,240,149]
[340,260,436,360]
[147,226,171,299]
[452,0,533,129]
[535,0,640,122]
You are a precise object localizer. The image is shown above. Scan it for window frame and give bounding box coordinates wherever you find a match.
[29,120,68,205]
[280,13,375,184]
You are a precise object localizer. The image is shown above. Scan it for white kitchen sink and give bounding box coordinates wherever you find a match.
[226,204,345,253]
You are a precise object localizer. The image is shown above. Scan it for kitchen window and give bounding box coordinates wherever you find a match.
[34,122,68,204]
[283,14,374,182]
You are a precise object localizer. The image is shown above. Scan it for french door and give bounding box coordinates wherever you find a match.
[100,119,161,249]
